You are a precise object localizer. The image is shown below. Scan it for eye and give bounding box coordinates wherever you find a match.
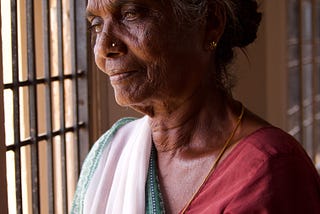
[121,5,147,22]
[90,24,103,33]
[88,17,103,33]
[122,10,139,21]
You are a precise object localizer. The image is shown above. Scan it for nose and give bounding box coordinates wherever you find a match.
[94,24,127,59]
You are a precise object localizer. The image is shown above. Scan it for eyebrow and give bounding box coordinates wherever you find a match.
[86,0,144,19]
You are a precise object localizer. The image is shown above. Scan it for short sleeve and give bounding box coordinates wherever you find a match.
[225,154,320,214]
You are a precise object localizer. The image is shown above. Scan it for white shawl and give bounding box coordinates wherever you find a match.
[77,116,152,213]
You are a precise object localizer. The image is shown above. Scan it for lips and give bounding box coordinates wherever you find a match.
[109,70,139,83]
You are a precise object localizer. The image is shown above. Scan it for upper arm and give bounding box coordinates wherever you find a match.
[225,154,320,214]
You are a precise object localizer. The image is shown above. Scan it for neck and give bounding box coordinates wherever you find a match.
[148,88,239,155]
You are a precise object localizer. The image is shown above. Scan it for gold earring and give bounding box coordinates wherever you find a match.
[209,41,217,50]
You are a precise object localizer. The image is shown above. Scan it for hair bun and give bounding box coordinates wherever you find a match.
[216,0,262,67]
[234,0,262,47]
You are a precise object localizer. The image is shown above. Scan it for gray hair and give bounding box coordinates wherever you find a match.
[168,0,262,92]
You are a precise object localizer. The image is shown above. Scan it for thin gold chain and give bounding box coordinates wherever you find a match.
[180,104,245,214]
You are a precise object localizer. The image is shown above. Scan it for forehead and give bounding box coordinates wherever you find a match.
[87,0,115,11]
[87,0,164,13]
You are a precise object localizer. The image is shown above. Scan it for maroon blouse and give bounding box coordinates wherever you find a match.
[184,127,320,213]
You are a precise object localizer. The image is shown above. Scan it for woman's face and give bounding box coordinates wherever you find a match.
[87,0,210,109]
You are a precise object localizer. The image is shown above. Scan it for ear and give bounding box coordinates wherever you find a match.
[204,3,226,49]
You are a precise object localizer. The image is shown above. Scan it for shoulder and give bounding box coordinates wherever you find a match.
[222,127,320,212]
[84,117,138,162]
[70,116,144,213]
[218,126,320,195]
[80,116,148,177]
[94,117,137,147]
[230,126,318,176]
[236,126,320,194]
[189,127,320,213]
[241,126,304,156]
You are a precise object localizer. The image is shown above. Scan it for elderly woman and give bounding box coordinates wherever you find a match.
[71,0,320,213]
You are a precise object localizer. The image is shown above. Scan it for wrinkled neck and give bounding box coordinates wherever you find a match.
[149,87,233,154]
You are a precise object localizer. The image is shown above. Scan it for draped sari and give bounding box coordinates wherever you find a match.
[71,116,165,214]
[71,116,320,213]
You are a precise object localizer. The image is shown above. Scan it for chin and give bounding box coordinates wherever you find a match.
[113,88,147,107]
[113,92,132,107]
[113,86,157,115]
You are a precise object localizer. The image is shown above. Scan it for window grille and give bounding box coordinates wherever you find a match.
[287,0,320,170]
[1,0,90,213]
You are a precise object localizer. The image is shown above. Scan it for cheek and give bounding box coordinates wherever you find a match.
[126,21,163,60]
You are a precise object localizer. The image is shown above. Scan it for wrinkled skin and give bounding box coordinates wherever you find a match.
[86,0,268,213]
[87,0,212,115]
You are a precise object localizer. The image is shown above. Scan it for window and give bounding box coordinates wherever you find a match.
[287,0,320,170]
[1,0,90,213]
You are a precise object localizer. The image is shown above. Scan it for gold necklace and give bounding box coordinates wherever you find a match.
[180,103,245,213]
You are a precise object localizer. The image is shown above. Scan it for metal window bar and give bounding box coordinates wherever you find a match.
[301,0,319,160]
[56,0,68,212]
[287,0,302,140]
[297,0,305,148]
[69,0,80,175]
[3,0,90,213]
[42,0,55,212]
[26,0,40,213]
[0,3,9,212]
[287,0,320,164]
[311,0,319,165]
[74,0,90,167]
[298,0,306,150]
[10,0,23,213]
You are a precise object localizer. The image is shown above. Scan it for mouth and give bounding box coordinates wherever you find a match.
[109,70,139,83]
